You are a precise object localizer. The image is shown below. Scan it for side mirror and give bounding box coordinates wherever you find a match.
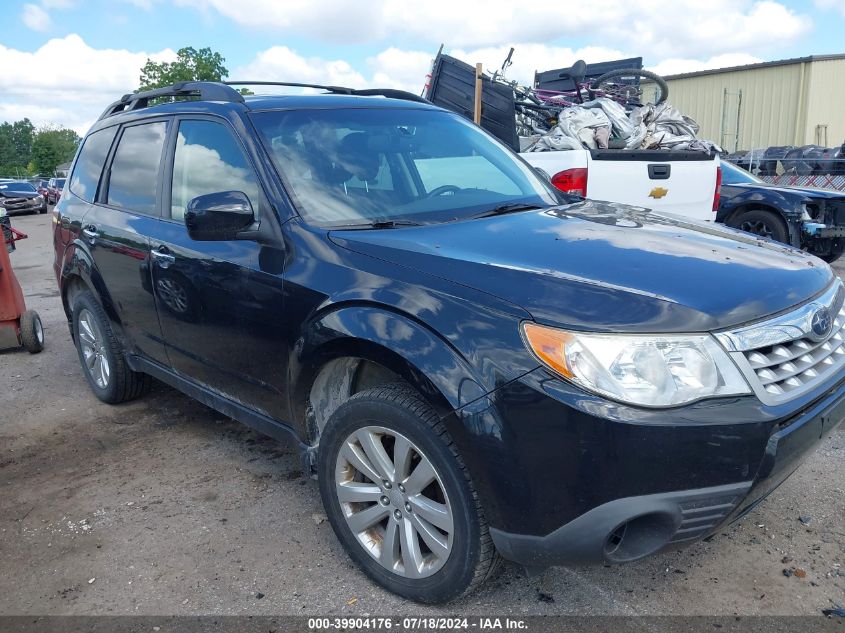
[184,191,255,241]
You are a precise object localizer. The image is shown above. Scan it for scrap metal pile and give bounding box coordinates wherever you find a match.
[521,98,720,153]
[425,50,721,154]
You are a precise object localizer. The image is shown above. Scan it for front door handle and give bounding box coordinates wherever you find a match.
[151,246,176,269]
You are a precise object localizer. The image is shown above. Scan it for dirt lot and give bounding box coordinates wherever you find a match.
[1,212,843,616]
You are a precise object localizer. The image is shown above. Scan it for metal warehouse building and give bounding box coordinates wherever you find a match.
[651,54,845,152]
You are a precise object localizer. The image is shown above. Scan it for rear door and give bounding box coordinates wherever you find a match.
[586,150,720,222]
[146,116,288,420]
[81,119,169,364]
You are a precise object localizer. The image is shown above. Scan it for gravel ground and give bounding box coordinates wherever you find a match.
[0,213,843,616]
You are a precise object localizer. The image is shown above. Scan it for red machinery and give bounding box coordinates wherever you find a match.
[0,217,44,353]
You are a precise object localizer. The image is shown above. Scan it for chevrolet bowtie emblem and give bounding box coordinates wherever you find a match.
[649,187,668,199]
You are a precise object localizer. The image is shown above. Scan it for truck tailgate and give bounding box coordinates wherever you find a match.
[586,150,720,223]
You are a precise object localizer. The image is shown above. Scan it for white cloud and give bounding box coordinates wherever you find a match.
[814,0,845,15]
[0,35,176,135]
[235,46,368,88]
[179,0,811,59]
[235,43,631,98]
[41,0,75,7]
[450,44,630,87]
[22,3,51,32]
[649,54,765,77]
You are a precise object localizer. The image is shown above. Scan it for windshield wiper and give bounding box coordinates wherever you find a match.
[325,219,424,230]
[469,203,545,219]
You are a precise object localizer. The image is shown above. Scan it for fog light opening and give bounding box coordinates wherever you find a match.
[603,513,676,563]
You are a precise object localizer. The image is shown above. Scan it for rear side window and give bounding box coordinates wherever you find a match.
[106,122,167,214]
[70,127,116,203]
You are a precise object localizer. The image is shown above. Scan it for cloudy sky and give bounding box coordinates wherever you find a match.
[2,0,842,135]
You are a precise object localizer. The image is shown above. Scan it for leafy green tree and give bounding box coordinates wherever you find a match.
[0,118,35,176]
[31,127,81,175]
[138,46,229,90]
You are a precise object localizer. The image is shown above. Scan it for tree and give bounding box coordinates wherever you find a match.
[0,118,35,176]
[138,46,229,91]
[31,127,81,175]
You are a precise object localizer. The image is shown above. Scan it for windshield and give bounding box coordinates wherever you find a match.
[722,162,763,185]
[0,182,36,193]
[55,178,66,188]
[251,107,557,227]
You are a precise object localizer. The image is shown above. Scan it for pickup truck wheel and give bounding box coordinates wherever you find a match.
[317,385,498,603]
[71,291,150,404]
[730,209,789,244]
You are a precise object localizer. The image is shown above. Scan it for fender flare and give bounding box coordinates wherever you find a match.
[290,304,490,428]
[60,240,125,335]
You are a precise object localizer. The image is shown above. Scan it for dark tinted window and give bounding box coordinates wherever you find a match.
[107,122,167,214]
[69,127,116,203]
[170,120,260,221]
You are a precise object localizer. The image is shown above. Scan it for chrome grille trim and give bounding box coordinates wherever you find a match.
[716,280,845,405]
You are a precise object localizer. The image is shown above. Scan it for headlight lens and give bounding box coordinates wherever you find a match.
[522,323,751,407]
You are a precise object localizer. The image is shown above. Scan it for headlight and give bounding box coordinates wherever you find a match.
[522,323,751,407]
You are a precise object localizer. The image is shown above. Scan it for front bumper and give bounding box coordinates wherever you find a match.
[458,368,845,568]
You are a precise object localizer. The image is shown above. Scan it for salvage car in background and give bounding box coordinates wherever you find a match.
[47,177,65,205]
[718,161,845,262]
[0,181,48,215]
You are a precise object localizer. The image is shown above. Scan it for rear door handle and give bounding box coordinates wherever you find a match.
[82,226,99,242]
[151,246,176,269]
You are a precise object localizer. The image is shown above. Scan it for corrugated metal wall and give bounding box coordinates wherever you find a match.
[660,63,807,151]
[803,59,845,147]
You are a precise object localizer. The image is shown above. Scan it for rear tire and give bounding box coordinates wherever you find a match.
[71,291,150,404]
[20,310,44,353]
[729,209,790,244]
[317,384,499,603]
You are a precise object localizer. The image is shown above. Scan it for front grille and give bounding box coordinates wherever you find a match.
[716,281,845,405]
[743,308,845,398]
[2,196,39,211]
[670,492,744,543]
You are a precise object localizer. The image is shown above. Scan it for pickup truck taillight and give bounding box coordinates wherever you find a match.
[713,166,722,213]
[551,168,588,197]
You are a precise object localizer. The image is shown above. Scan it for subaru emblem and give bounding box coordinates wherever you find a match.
[810,307,833,341]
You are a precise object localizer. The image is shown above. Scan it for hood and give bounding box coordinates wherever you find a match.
[727,182,845,200]
[330,200,834,333]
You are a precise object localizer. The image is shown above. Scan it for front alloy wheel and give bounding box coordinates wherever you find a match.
[335,426,454,578]
[318,384,498,603]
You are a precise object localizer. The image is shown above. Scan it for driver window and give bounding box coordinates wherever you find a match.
[170,120,261,221]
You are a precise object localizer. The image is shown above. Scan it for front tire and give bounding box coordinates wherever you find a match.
[71,291,150,404]
[729,209,790,244]
[317,385,498,603]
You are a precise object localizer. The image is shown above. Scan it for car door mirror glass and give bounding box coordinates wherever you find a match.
[184,191,255,241]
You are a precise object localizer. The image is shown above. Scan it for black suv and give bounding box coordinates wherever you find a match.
[54,81,844,603]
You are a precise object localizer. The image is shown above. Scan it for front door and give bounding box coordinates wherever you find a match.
[147,117,288,420]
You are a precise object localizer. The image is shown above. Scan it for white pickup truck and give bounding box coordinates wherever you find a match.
[520,149,722,223]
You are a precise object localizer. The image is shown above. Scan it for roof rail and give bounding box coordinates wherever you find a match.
[98,81,245,120]
[223,81,430,104]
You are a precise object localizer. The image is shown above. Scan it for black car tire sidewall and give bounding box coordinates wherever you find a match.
[317,393,481,603]
[72,293,120,402]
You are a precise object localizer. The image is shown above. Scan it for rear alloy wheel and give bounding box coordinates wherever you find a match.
[731,209,789,244]
[318,385,498,603]
[71,290,150,404]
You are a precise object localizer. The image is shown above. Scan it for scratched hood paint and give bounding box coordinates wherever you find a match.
[330,200,834,332]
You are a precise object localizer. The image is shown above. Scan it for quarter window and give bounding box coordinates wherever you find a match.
[170,120,260,221]
[107,122,167,214]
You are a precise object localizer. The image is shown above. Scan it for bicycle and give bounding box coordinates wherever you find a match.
[489,48,670,135]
